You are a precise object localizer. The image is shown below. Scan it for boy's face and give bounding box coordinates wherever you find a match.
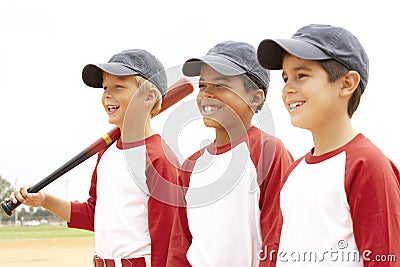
[101,72,139,129]
[197,64,255,131]
[281,54,343,131]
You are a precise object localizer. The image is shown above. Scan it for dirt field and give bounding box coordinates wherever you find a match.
[0,237,95,267]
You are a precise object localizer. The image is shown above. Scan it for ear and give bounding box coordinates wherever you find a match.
[340,71,360,97]
[249,89,265,111]
[144,87,160,106]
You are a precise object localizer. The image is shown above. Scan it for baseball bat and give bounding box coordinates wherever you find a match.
[1,78,194,216]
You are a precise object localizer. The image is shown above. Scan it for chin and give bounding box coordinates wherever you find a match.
[203,117,222,129]
[290,120,311,131]
[290,117,305,128]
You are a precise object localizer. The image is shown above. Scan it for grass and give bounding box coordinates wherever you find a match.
[0,225,94,240]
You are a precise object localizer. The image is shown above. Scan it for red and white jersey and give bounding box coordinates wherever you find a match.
[167,126,293,267]
[68,134,179,267]
[278,134,400,267]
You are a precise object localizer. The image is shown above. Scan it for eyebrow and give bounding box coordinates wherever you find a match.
[282,65,313,76]
[293,65,313,72]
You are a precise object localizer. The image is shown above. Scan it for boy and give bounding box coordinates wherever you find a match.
[257,24,400,266]
[8,49,180,267]
[167,41,293,267]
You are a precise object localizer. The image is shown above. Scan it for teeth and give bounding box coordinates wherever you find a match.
[202,105,219,114]
[289,102,304,110]
[107,105,119,112]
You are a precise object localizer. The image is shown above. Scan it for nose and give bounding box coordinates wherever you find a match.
[197,84,215,99]
[103,88,113,99]
[282,82,296,96]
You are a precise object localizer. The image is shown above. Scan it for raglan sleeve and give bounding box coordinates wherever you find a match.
[166,162,192,267]
[347,155,400,266]
[258,139,293,267]
[145,143,192,267]
[67,151,103,231]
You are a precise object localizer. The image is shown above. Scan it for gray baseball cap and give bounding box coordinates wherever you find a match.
[82,49,167,98]
[183,40,270,90]
[257,24,369,92]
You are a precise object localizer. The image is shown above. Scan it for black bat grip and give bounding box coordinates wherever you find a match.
[1,185,40,216]
[1,200,20,216]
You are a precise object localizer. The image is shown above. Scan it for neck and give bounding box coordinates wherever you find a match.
[311,116,357,156]
[214,121,252,146]
[120,118,154,143]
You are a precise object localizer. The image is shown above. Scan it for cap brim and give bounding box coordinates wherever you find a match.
[82,63,139,88]
[257,39,332,70]
[182,55,246,77]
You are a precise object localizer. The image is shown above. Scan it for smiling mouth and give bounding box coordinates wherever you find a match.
[106,105,120,114]
[201,105,222,115]
[289,101,305,111]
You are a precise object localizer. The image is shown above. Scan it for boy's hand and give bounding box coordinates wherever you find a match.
[6,185,46,207]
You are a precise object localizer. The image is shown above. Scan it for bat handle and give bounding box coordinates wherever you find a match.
[1,200,20,216]
[1,186,36,216]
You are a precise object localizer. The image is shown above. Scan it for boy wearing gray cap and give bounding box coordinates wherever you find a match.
[258,24,400,266]
[167,41,293,267]
[9,49,180,267]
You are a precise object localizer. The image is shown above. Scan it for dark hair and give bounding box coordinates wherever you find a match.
[318,59,362,118]
[242,73,268,113]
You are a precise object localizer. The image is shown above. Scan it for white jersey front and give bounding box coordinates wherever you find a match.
[186,142,262,267]
[95,142,151,259]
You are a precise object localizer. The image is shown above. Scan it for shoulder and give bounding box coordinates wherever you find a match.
[344,134,400,194]
[145,134,181,168]
[345,134,397,173]
[246,126,293,163]
[247,127,290,151]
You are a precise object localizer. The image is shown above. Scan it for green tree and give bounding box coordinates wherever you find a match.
[0,175,14,202]
[0,175,15,222]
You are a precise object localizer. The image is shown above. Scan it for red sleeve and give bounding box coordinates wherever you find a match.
[67,149,105,231]
[146,140,185,267]
[167,151,202,267]
[346,151,400,266]
[257,138,293,267]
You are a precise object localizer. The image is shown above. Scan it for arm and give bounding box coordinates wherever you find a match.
[347,158,400,266]
[146,154,181,267]
[167,205,192,267]
[67,150,105,231]
[8,148,103,229]
[8,187,71,222]
[258,140,293,267]
[166,166,192,267]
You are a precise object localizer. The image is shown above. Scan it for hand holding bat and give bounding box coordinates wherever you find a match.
[1,78,194,216]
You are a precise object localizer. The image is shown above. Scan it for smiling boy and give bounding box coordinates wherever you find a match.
[258,24,400,266]
[8,49,180,267]
[167,41,293,267]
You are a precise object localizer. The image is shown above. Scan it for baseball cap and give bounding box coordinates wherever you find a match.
[182,41,270,90]
[82,49,167,97]
[257,24,369,92]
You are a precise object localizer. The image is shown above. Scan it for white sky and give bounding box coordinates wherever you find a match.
[0,0,399,202]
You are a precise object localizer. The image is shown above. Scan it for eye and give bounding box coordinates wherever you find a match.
[215,83,231,90]
[297,73,308,79]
